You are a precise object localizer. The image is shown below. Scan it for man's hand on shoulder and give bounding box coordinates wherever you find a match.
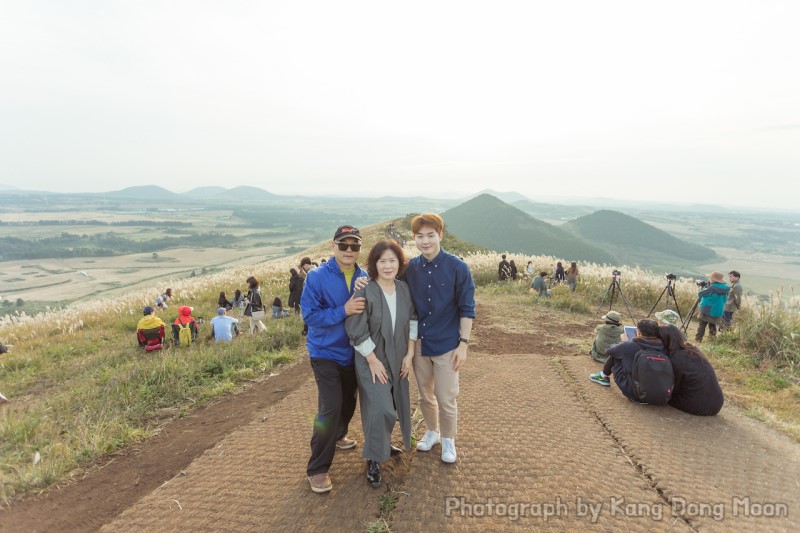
[344,294,366,316]
[354,276,369,291]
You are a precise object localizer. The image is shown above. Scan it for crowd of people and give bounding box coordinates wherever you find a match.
[498,256,579,296]
[585,269,744,417]
[136,260,325,349]
[3,214,744,487]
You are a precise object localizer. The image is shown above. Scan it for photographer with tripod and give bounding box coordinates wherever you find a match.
[694,272,730,343]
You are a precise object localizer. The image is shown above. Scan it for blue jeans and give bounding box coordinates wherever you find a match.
[723,311,734,326]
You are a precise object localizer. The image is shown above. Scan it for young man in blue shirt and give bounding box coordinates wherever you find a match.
[405,213,476,463]
[301,225,368,493]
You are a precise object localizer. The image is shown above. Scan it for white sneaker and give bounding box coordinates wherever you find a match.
[416,430,441,451]
[441,437,457,463]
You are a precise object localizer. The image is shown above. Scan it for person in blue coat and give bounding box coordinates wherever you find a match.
[302,225,368,494]
[694,271,730,343]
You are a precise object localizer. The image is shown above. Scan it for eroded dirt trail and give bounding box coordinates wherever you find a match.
[3,301,799,532]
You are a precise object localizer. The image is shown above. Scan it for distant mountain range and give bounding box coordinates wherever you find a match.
[563,210,718,268]
[441,194,717,269]
[443,194,616,264]
[101,185,280,202]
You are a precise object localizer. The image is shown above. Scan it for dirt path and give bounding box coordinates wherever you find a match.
[3,302,799,532]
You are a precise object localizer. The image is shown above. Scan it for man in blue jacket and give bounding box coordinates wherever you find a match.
[302,225,368,493]
[695,271,730,343]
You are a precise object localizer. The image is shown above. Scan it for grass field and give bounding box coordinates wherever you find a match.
[1,217,798,506]
[0,245,293,304]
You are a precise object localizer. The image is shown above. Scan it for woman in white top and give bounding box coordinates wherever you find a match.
[345,239,418,489]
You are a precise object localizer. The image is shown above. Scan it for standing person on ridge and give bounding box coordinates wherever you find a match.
[244,276,267,334]
[345,239,417,488]
[566,262,579,291]
[694,271,730,343]
[723,270,743,329]
[404,213,476,464]
[302,225,368,493]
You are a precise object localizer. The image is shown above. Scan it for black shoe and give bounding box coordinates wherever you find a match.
[390,444,403,456]
[366,460,381,488]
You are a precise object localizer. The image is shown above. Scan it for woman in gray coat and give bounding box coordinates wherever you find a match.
[345,239,417,488]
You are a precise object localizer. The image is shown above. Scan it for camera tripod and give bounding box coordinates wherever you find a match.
[646,276,682,322]
[594,273,636,325]
[681,296,702,333]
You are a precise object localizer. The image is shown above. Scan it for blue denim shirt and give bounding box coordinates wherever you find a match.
[405,249,476,356]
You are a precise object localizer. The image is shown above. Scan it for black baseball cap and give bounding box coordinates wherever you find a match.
[333,225,362,242]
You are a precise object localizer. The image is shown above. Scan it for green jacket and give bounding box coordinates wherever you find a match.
[591,323,624,363]
[530,276,548,295]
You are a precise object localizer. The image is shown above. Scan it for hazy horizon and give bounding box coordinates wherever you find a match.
[2,1,799,209]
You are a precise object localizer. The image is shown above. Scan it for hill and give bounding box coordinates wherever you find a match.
[219,186,279,202]
[466,189,530,204]
[512,199,595,221]
[103,185,179,199]
[183,186,228,199]
[443,194,616,264]
[562,210,718,269]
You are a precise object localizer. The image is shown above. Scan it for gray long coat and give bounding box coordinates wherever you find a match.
[345,280,417,463]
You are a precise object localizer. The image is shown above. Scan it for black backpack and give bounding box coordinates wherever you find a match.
[631,349,674,405]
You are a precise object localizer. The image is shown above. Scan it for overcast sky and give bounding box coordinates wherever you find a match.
[1,1,798,208]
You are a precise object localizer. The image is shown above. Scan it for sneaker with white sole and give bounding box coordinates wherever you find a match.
[416,430,441,451]
[589,372,611,386]
[441,437,457,463]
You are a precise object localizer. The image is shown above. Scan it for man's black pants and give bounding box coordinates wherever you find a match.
[307,358,358,476]
[695,313,721,341]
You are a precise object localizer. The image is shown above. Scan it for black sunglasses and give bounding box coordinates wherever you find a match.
[336,242,362,252]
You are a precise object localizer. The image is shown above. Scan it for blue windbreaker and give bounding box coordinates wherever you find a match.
[698,282,730,318]
[301,258,368,365]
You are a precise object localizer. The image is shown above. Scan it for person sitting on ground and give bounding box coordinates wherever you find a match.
[232,289,245,310]
[210,307,240,342]
[272,297,290,318]
[526,260,535,277]
[530,271,550,297]
[172,305,199,346]
[555,262,566,284]
[218,291,233,311]
[655,309,686,340]
[658,325,724,416]
[155,288,173,310]
[589,319,667,403]
[589,310,624,363]
[137,306,166,349]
